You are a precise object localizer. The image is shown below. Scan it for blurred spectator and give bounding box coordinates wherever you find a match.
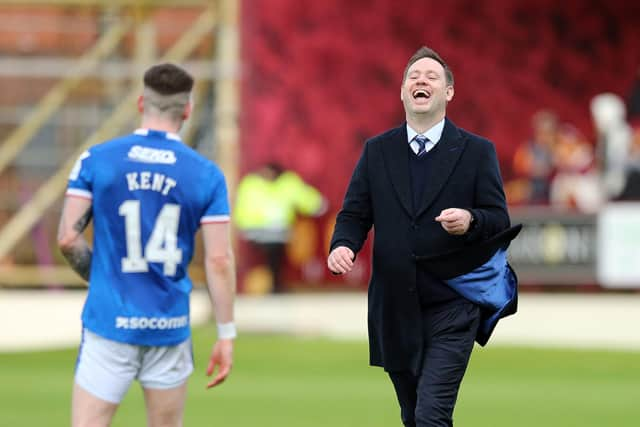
[619,68,640,200]
[549,124,603,212]
[617,126,640,200]
[591,92,633,200]
[626,65,640,124]
[234,162,327,293]
[509,109,558,204]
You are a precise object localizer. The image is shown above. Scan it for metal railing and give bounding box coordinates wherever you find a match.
[0,19,132,176]
[0,1,240,286]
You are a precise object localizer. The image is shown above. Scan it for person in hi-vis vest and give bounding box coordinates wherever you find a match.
[235,162,326,293]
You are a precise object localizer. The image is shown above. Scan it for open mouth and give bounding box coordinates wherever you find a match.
[412,89,430,100]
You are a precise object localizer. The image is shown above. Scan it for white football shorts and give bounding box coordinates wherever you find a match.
[74,328,194,403]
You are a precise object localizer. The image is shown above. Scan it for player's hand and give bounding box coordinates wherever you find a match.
[435,208,473,235]
[206,339,233,389]
[327,246,355,274]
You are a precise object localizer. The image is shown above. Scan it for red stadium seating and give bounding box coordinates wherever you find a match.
[241,0,640,193]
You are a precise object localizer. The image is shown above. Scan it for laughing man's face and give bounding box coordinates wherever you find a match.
[401,57,454,119]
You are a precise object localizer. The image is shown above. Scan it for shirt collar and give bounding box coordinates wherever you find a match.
[134,128,182,142]
[406,118,446,145]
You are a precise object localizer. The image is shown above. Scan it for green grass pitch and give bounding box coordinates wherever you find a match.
[0,325,639,426]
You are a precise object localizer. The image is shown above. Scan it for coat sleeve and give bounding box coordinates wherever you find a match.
[467,141,510,242]
[330,142,374,255]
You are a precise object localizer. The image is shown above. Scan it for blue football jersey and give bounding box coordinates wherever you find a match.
[66,128,230,346]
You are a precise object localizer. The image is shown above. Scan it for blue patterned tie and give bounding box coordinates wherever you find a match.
[414,134,429,157]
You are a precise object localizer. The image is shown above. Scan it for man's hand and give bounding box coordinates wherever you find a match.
[435,208,473,235]
[206,339,233,389]
[327,246,355,274]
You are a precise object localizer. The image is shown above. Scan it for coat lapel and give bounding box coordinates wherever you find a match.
[416,119,466,217]
[382,125,413,217]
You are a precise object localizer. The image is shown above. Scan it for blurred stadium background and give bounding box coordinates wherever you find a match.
[1,0,640,426]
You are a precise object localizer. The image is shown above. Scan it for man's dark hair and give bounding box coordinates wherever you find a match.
[403,46,454,86]
[265,162,284,177]
[143,63,194,95]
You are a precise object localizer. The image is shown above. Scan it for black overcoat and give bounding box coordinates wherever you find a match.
[330,118,510,373]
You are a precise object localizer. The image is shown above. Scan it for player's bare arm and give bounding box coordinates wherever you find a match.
[201,222,236,389]
[57,196,93,281]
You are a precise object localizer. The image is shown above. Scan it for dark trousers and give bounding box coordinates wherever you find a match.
[255,241,286,293]
[388,301,480,427]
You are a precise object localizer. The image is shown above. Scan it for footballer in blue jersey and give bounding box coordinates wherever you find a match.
[58,63,236,426]
[67,128,229,347]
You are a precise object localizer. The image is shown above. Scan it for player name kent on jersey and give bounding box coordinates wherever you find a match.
[125,171,177,195]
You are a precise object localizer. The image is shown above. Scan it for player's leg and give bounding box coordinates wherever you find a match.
[73,329,139,427]
[139,338,194,427]
[143,383,188,427]
[72,383,119,427]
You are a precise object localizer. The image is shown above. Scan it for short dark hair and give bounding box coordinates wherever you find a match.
[403,46,454,86]
[265,162,284,176]
[143,63,194,95]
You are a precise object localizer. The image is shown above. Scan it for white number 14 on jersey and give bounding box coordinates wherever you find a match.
[119,200,183,276]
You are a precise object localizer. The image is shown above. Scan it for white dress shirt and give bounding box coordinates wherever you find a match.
[406,118,445,155]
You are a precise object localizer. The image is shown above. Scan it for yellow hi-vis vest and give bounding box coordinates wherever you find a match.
[234,171,324,238]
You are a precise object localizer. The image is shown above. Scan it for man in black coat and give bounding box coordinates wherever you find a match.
[327,46,511,426]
